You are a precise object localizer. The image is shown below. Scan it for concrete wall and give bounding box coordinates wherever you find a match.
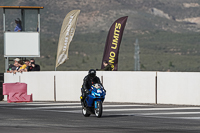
[4,72,55,101]
[4,71,200,105]
[55,71,86,101]
[157,72,200,105]
[20,72,55,101]
[4,73,20,83]
[103,71,156,103]
[55,71,104,101]
[4,71,156,103]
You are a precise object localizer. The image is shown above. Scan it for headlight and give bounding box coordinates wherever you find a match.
[97,89,102,93]
[92,92,100,97]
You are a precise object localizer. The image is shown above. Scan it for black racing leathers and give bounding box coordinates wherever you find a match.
[82,75,101,91]
[81,75,101,102]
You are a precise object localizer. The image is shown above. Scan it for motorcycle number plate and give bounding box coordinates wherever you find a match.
[97,90,102,93]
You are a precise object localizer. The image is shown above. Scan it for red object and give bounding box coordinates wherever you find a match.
[3,82,32,103]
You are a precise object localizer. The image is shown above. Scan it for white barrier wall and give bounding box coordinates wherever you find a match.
[103,71,156,103]
[5,71,200,105]
[4,73,20,83]
[4,72,55,101]
[4,71,156,103]
[55,71,86,101]
[157,72,200,105]
[20,72,55,101]
[55,71,103,101]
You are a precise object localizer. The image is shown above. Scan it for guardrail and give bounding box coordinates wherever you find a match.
[4,71,200,105]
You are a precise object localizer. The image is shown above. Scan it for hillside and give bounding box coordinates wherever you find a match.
[1,0,200,35]
[0,0,200,72]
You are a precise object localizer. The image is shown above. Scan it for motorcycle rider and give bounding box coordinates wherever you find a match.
[81,69,104,106]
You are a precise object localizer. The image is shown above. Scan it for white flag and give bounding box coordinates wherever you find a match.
[56,10,80,68]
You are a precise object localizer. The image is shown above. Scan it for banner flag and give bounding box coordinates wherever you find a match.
[101,16,128,71]
[56,10,80,68]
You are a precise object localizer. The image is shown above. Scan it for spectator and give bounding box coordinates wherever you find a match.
[12,62,20,74]
[98,60,112,71]
[7,58,20,72]
[27,59,40,71]
[14,18,22,32]
[24,60,30,72]
[18,60,27,73]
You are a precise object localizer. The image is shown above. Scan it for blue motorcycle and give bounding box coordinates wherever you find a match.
[81,83,106,118]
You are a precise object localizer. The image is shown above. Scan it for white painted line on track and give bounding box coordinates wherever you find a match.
[138,111,200,116]
[103,105,151,107]
[143,116,200,120]
[47,110,82,113]
[0,102,81,106]
[13,105,200,111]
[103,107,200,112]
[22,103,81,106]
[43,110,200,121]
[12,104,151,110]
[15,106,81,110]
[45,110,200,116]
[15,103,150,107]
[30,108,200,116]
[121,111,200,116]
[175,117,200,120]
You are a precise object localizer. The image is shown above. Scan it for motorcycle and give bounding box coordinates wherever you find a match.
[80,83,106,118]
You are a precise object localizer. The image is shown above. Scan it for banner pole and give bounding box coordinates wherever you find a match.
[54,75,56,102]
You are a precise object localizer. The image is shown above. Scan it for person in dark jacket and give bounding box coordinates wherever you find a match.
[81,69,103,106]
[27,59,40,71]
[98,60,112,71]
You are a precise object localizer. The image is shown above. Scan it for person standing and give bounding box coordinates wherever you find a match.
[98,60,112,71]
[14,18,22,32]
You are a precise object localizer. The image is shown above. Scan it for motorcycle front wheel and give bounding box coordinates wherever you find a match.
[95,101,102,118]
[82,107,90,117]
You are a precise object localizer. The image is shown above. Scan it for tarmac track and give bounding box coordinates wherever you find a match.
[0,101,200,133]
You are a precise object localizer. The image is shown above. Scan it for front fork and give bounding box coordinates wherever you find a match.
[94,100,101,108]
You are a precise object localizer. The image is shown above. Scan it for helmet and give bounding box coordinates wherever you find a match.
[88,69,96,78]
